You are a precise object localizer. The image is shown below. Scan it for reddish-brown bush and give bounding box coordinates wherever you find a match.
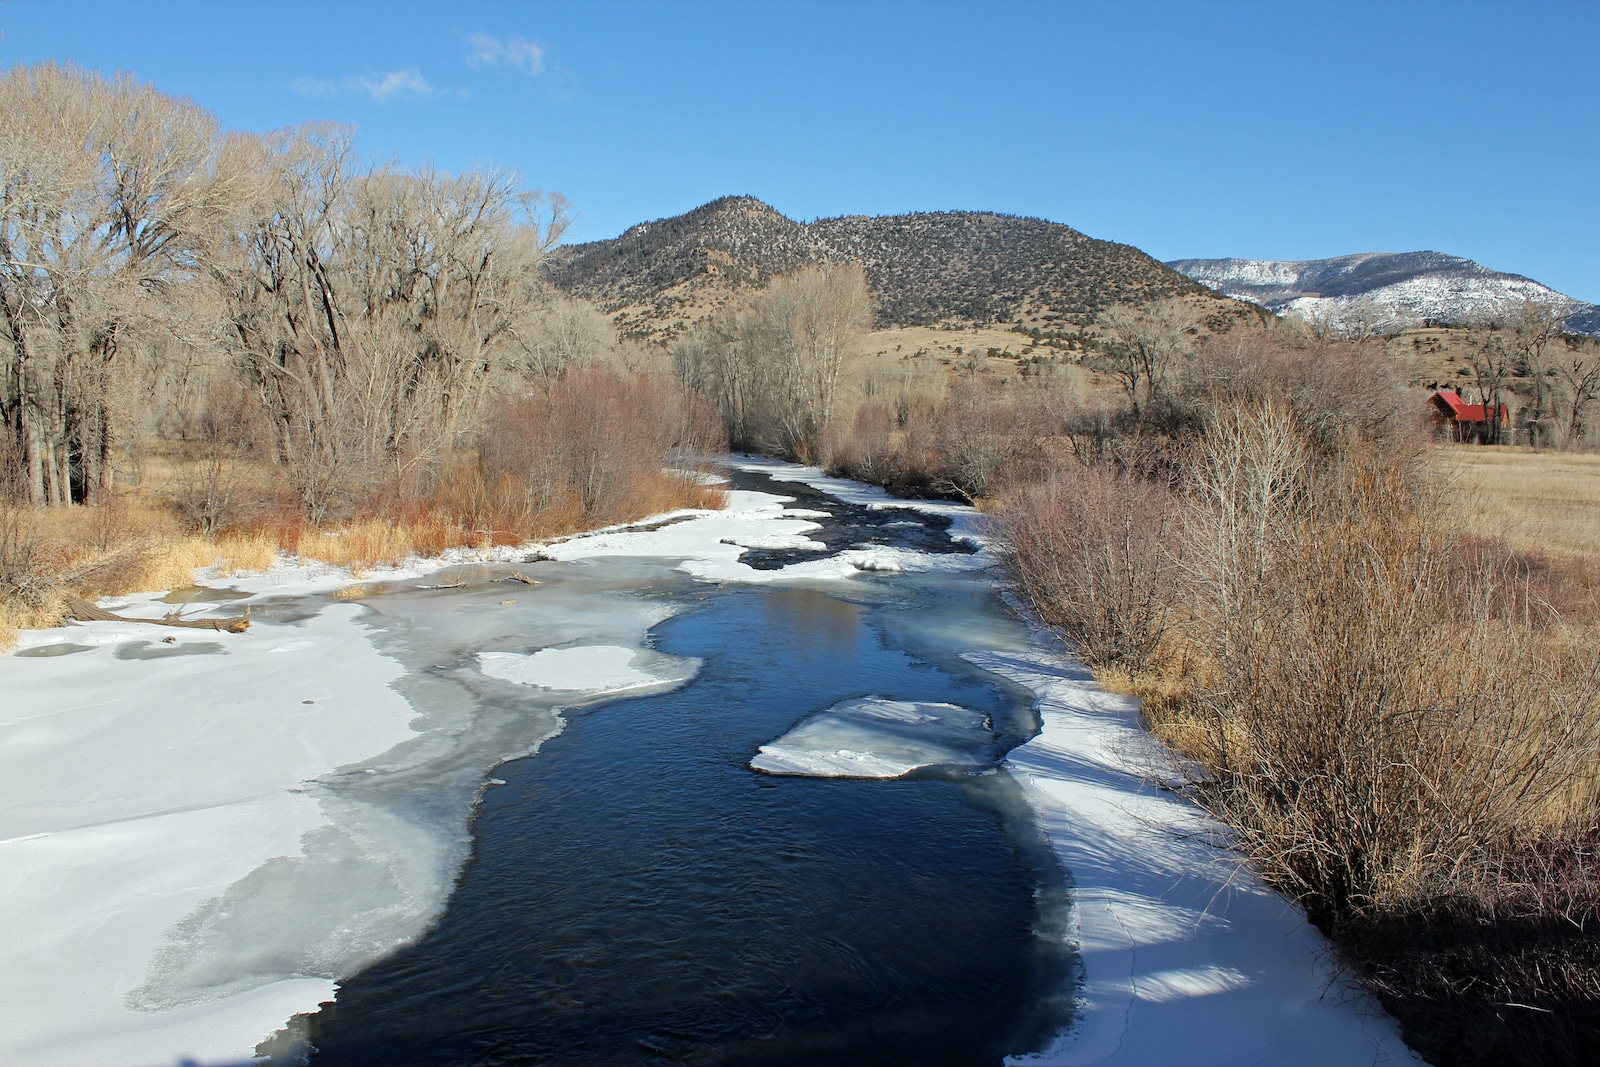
[474,369,725,540]
[997,461,1181,670]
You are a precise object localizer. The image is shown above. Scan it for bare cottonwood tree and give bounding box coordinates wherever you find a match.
[518,296,617,379]
[1097,298,1200,419]
[1501,298,1570,448]
[1463,319,1516,447]
[676,264,870,458]
[673,302,770,449]
[1558,335,1600,446]
[0,62,244,505]
[215,125,570,519]
[761,264,870,457]
[1294,297,1394,346]
[1464,299,1572,448]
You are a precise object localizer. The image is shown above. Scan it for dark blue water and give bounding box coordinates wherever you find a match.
[297,476,1071,1066]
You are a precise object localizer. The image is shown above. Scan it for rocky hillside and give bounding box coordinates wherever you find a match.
[549,196,1214,343]
[1170,252,1600,335]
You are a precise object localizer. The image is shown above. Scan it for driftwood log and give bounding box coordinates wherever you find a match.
[65,596,252,633]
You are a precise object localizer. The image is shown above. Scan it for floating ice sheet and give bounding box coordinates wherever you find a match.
[479,645,690,693]
[751,696,995,778]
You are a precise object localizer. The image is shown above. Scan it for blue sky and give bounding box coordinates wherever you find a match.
[3,0,1596,301]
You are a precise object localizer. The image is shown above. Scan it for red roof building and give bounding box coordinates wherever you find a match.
[1429,389,1509,443]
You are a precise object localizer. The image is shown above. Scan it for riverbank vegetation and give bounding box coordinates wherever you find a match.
[0,63,722,647]
[999,391,1600,1066]
[675,272,1600,1065]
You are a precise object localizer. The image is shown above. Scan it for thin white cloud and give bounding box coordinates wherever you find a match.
[288,76,338,98]
[289,68,442,103]
[465,32,545,75]
[356,68,436,102]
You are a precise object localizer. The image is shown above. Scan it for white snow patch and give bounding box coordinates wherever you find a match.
[0,600,423,1067]
[976,648,1423,1066]
[727,454,992,553]
[751,696,993,778]
[720,531,829,552]
[480,645,659,692]
[544,485,979,586]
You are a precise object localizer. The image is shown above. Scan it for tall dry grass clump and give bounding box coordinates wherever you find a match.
[0,491,293,647]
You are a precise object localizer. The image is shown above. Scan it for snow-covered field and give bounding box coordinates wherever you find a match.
[0,458,1422,1066]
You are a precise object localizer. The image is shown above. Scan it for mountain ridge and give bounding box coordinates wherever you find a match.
[1169,251,1600,334]
[548,196,1217,342]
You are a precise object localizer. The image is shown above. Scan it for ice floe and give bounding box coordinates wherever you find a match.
[751,696,995,778]
[479,645,694,693]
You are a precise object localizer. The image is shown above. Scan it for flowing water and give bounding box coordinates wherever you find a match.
[288,472,1074,1066]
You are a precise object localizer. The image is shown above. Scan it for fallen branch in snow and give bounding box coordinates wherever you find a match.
[65,596,252,633]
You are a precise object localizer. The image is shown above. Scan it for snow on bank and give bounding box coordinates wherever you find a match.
[750,696,993,778]
[0,538,713,1066]
[543,486,983,584]
[728,454,991,551]
[0,597,421,1067]
[978,648,1423,1066]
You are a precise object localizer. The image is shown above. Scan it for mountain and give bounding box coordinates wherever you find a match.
[1168,252,1600,335]
[549,196,1214,342]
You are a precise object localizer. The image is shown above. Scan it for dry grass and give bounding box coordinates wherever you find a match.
[0,604,21,650]
[1,438,724,651]
[296,520,420,577]
[1445,445,1600,562]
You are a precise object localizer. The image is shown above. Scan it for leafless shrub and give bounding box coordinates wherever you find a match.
[998,461,1181,670]
[1179,405,1600,926]
[475,369,724,539]
[821,404,899,486]
[923,384,1056,500]
[169,380,271,534]
[0,501,60,614]
[1179,333,1412,451]
[1094,298,1200,419]
[1346,826,1600,1067]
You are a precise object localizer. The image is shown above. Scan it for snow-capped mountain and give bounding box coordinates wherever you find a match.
[1168,251,1600,335]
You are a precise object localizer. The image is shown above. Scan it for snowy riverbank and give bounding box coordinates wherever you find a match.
[0,482,882,1066]
[728,457,1424,1066]
[0,459,1422,1066]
